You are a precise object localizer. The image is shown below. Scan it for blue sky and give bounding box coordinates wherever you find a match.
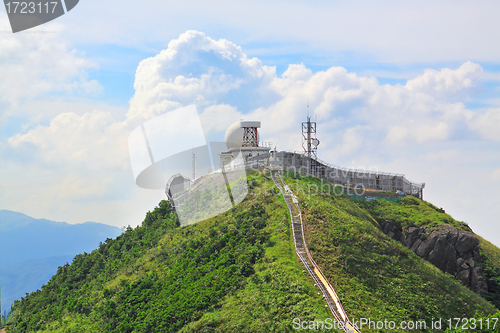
[1,1,500,247]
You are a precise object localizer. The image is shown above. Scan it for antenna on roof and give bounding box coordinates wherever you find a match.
[192,149,196,181]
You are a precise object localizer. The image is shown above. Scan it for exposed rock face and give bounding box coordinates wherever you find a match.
[380,221,488,294]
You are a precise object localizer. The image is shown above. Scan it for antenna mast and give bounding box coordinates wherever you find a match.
[302,103,319,176]
[192,151,196,181]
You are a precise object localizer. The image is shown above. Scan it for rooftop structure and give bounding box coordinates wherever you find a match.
[220,121,271,167]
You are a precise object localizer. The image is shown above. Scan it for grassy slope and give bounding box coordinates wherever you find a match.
[6,173,329,333]
[284,174,499,332]
[357,194,470,231]
[6,172,500,332]
[179,173,332,332]
[356,184,500,311]
[479,236,500,310]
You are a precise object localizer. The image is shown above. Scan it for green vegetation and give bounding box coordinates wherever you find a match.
[5,172,500,332]
[285,174,500,332]
[6,173,329,332]
[479,236,500,310]
[358,195,469,231]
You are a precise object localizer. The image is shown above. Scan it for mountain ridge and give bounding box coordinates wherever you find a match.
[0,210,122,315]
[0,209,114,230]
[0,210,122,268]
[4,172,500,332]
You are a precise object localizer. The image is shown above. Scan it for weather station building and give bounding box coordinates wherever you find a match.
[217,115,425,199]
[164,114,425,220]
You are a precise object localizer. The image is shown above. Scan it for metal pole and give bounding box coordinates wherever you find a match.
[192,152,196,181]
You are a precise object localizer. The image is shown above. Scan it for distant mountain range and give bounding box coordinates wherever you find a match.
[0,210,122,313]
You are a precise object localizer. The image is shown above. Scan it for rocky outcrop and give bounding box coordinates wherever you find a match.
[379,221,488,294]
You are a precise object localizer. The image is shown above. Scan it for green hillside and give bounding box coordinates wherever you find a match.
[284,174,500,329]
[4,172,500,332]
[479,236,500,310]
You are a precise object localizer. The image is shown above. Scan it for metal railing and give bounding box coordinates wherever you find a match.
[273,151,424,198]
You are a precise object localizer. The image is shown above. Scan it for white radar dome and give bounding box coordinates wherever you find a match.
[225,121,261,150]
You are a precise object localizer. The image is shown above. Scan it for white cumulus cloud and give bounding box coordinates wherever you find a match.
[470,108,500,141]
[5,30,500,248]
[0,14,101,120]
[406,61,483,101]
[13,30,489,173]
[127,30,276,123]
[8,110,130,173]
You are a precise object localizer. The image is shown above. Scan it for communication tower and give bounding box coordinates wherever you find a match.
[302,109,320,175]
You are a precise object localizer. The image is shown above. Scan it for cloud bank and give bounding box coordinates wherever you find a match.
[3,30,500,245]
